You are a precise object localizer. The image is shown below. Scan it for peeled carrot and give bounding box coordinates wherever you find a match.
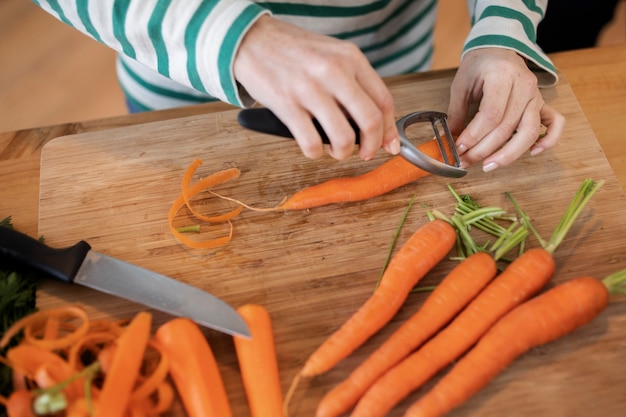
[316,251,498,417]
[94,311,152,417]
[233,304,284,417]
[155,317,233,417]
[278,139,444,210]
[405,270,626,417]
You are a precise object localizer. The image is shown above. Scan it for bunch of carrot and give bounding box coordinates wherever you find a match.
[282,178,608,417]
[0,303,285,417]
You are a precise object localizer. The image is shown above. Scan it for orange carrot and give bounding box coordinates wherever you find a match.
[2,390,35,417]
[316,251,498,417]
[349,178,603,417]
[278,138,444,210]
[233,304,284,417]
[350,248,555,417]
[94,311,152,417]
[155,317,234,417]
[297,219,456,382]
[405,270,626,417]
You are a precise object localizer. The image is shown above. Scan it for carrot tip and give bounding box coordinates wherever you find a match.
[283,372,303,417]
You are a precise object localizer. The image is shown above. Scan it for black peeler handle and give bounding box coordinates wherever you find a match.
[237,108,361,145]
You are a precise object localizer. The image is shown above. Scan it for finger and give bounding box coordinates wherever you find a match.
[478,97,544,171]
[455,78,515,155]
[446,79,472,138]
[354,64,400,158]
[333,81,384,161]
[530,104,566,156]
[276,105,328,160]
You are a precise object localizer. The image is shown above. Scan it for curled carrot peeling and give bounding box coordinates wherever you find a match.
[0,306,174,417]
[169,158,243,249]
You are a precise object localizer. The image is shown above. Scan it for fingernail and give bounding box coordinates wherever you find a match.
[456,143,467,154]
[389,138,401,155]
[530,146,544,156]
[483,161,499,173]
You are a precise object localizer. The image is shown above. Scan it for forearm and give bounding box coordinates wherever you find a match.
[32,0,269,106]
[464,0,557,87]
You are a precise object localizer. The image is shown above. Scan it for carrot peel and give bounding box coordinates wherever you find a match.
[169,158,243,249]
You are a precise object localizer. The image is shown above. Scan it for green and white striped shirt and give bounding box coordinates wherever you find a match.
[34,0,557,112]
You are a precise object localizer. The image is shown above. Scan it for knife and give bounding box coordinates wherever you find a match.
[0,227,250,338]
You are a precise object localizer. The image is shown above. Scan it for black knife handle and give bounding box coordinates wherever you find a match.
[237,107,361,145]
[0,227,90,283]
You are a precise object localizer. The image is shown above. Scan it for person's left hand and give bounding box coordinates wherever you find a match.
[446,48,565,172]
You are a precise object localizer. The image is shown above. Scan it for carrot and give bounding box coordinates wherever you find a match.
[155,317,234,417]
[284,219,456,411]
[350,179,603,417]
[278,138,444,210]
[404,269,626,417]
[300,219,455,378]
[350,248,555,417]
[93,311,152,417]
[233,304,284,417]
[315,251,498,417]
[1,390,35,417]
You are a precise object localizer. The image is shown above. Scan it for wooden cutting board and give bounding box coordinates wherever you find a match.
[38,73,626,417]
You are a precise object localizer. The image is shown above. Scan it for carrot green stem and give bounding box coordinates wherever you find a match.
[506,179,604,255]
[32,361,100,414]
[175,225,201,233]
[546,179,604,253]
[376,194,417,288]
[411,285,437,293]
[602,268,626,295]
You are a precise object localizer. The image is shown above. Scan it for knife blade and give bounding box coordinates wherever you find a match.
[0,227,250,338]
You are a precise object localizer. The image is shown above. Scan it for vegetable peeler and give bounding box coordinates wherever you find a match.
[237,108,467,178]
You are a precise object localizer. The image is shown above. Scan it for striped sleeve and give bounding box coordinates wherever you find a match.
[33,0,270,107]
[464,0,558,87]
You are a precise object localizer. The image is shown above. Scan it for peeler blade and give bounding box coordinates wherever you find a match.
[396,111,467,178]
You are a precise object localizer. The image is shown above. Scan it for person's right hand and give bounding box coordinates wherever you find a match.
[233,15,401,162]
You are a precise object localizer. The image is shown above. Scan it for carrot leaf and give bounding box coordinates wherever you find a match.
[376,194,417,288]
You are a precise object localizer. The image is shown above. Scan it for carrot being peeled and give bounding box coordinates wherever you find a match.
[155,317,233,417]
[405,270,626,417]
[278,153,432,210]
[315,251,498,417]
[233,304,284,417]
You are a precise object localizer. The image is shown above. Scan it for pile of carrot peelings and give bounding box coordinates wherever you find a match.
[169,158,243,249]
[0,306,173,417]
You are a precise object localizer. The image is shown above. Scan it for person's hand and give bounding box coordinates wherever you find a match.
[233,15,401,161]
[446,48,565,172]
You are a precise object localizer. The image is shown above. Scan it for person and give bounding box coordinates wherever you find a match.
[35,0,564,173]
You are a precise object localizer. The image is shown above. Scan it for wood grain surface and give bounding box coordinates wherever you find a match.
[36,74,626,417]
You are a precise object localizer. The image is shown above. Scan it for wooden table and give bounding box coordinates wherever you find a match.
[2,44,626,417]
